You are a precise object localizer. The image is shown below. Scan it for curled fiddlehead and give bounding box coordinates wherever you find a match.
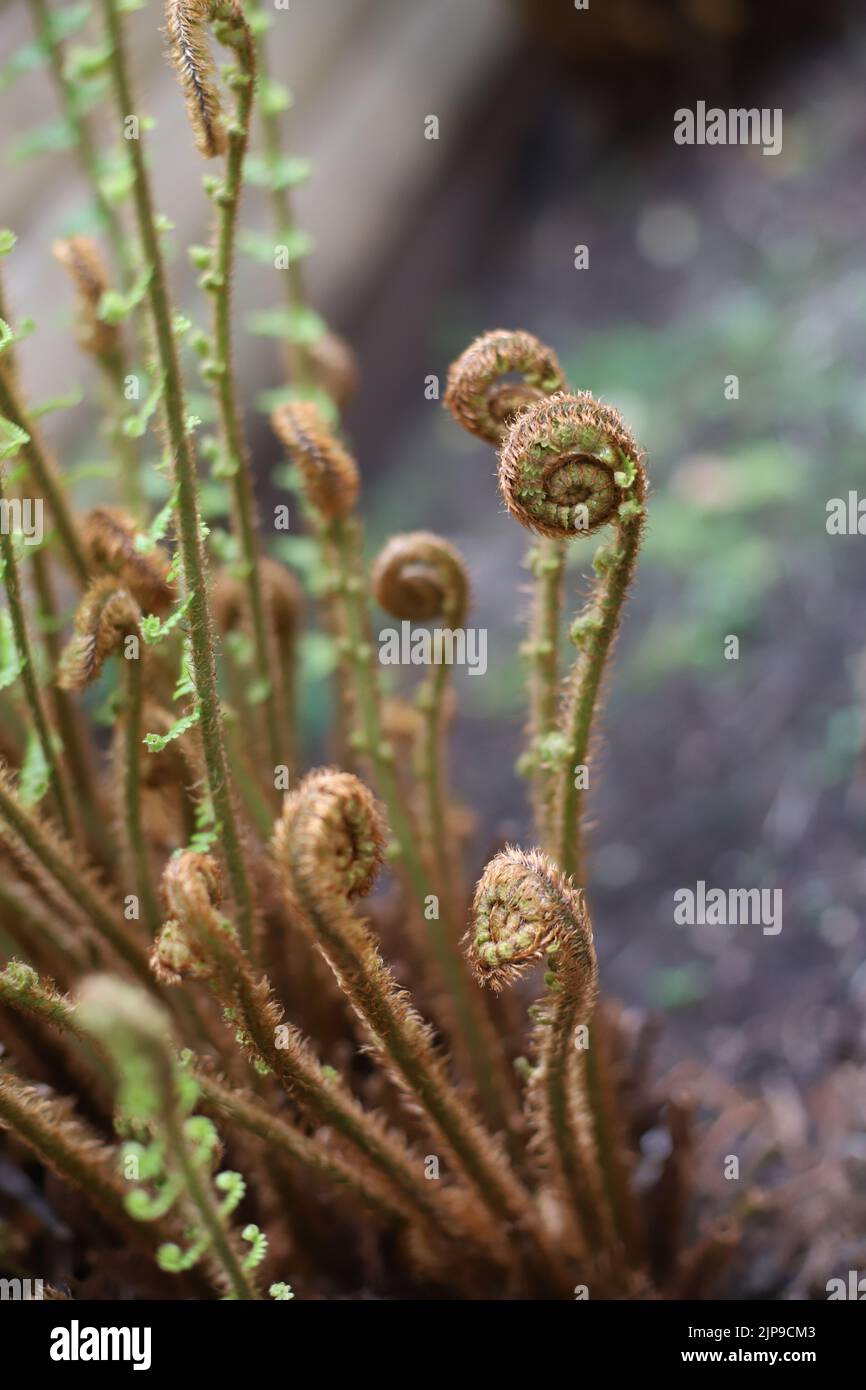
[467,846,612,1252]
[372,532,469,625]
[57,580,160,934]
[498,390,644,541]
[167,0,286,776]
[272,769,565,1291]
[372,532,469,907]
[271,408,512,1127]
[81,508,173,615]
[165,0,250,159]
[52,236,120,360]
[271,400,360,520]
[445,331,570,850]
[444,329,566,445]
[497,391,647,878]
[57,578,141,693]
[156,849,479,1267]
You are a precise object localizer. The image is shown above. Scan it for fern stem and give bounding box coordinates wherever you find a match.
[523,537,565,849]
[556,519,643,880]
[194,10,283,775]
[0,469,74,838]
[99,0,254,949]
[121,647,161,934]
[326,517,514,1131]
[0,768,151,986]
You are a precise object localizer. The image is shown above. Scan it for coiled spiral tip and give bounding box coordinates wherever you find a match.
[82,508,173,615]
[165,0,253,159]
[57,578,141,692]
[52,237,119,358]
[371,532,469,626]
[498,391,646,539]
[272,769,386,903]
[271,401,360,521]
[444,329,566,444]
[466,846,597,997]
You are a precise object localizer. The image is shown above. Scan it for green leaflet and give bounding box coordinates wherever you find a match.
[98,264,153,326]
[0,414,30,461]
[122,369,166,439]
[244,154,312,192]
[18,728,52,808]
[9,118,76,163]
[238,226,314,266]
[140,593,193,645]
[0,611,26,691]
[31,387,84,420]
[143,705,201,754]
[245,304,327,345]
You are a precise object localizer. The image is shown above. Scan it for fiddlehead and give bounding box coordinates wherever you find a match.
[81,509,173,615]
[497,391,647,878]
[156,849,483,1268]
[58,579,161,934]
[444,329,566,444]
[372,532,469,909]
[99,0,254,949]
[57,578,141,693]
[498,390,644,541]
[467,846,611,1251]
[272,769,565,1292]
[165,0,245,159]
[444,331,569,849]
[167,0,284,777]
[52,236,120,360]
[271,400,359,519]
[271,406,514,1131]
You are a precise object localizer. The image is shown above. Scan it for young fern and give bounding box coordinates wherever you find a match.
[270,403,515,1134]
[272,768,566,1292]
[468,848,613,1254]
[445,330,568,847]
[166,0,283,776]
[371,532,469,915]
[497,391,647,879]
[98,0,255,948]
[57,578,161,934]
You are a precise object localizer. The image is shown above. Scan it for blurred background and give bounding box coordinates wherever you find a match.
[2,0,866,1268]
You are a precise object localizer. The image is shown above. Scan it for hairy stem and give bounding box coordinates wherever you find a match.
[0,768,151,986]
[556,518,643,880]
[523,537,565,849]
[325,516,513,1131]
[99,0,254,948]
[121,649,161,934]
[0,469,74,838]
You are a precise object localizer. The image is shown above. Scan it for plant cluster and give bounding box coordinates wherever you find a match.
[0,0,750,1299]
